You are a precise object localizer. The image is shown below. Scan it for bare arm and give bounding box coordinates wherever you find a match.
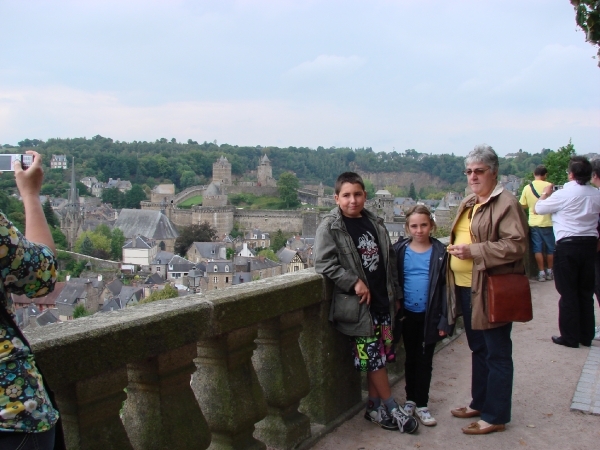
[14,151,56,254]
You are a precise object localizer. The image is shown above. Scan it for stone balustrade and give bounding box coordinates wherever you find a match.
[25,270,367,450]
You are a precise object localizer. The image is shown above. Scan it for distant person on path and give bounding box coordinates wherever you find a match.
[535,156,600,348]
[519,165,555,282]
[393,205,453,427]
[315,172,418,434]
[446,145,528,435]
[0,151,64,449]
[591,160,600,341]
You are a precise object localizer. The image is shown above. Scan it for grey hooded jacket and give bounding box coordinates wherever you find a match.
[314,206,400,336]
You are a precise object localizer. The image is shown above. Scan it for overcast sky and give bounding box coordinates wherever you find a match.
[1,0,598,156]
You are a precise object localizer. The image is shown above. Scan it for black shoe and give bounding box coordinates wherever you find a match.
[364,406,399,431]
[580,341,591,347]
[390,406,419,434]
[552,335,578,348]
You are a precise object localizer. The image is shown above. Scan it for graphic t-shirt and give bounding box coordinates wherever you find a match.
[342,215,389,313]
[403,246,432,313]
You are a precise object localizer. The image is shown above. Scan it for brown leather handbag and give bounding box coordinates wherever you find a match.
[486,273,533,323]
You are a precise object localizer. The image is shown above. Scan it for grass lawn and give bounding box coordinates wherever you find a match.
[178,195,203,208]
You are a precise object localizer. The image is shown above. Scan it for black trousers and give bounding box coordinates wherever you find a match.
[594,250,600,308]
[554,238,597,346]
[402,310,436,407]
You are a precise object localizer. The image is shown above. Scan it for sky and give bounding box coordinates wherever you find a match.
[1,0,599,156]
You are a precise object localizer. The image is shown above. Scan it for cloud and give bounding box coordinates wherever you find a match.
[286,55,366,81]
[0,83,598,156]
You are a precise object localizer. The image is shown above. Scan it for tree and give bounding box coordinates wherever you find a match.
[43,198,59,228]
[51,227,68,250]
[543,140,576,185]
[174,222,218,256]
[73,304,91,319]
[76,182,91,196]
[408,182,417,200]
[257,248,279,261]
[138,283,179,304]
[102,188,125,208]
[95,224,112,239]
[277,172,300,208]
[124,184,147,209]
[571,1,600,67]
[270,229,288,252]
[363,179,376,199]
[226,247,235,259]
[111,228,126,260]
[79,236,94,256]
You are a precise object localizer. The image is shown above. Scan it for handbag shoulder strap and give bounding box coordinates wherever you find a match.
[529,182,540,198]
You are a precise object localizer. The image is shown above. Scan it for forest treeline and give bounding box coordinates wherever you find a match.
[2,136,551,195]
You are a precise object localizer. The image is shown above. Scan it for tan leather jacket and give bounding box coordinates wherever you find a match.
[447,184,529,330]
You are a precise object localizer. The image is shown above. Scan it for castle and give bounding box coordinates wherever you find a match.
[142,155,322,238]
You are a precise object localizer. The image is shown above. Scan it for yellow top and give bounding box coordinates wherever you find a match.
[519,180,553,227]
[450,207,475,287]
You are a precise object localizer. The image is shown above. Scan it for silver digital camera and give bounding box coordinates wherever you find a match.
[0,154,34,172]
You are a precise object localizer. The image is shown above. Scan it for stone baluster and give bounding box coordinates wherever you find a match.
[193,326,267,450]
[252,310,311,449]
[299,282,362,425]
[122,343,210,450]
[56,367,133,450]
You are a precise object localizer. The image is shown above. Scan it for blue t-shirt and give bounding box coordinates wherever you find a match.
[403,246,432,313]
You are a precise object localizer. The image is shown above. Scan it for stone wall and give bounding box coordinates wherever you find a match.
[57,250,121,271]
[234,210,304,235]
[24,271,362,450]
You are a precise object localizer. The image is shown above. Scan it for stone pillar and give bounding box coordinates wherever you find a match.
[193,327,267,450]
[299,280,362,425]
[252,310,311,449]
[122,343,210,450]
[58,368,133,450]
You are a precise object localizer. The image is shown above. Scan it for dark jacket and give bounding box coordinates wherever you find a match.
[315,206,400,336]
[394,237,453,345]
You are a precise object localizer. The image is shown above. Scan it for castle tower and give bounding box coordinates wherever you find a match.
[212,155,232,186]
[257,154,275,187]
[60,157,84,250]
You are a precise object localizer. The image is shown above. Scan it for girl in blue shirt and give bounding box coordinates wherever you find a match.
[393,205,452,427]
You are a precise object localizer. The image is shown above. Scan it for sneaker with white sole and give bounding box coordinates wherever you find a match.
[364,405,399,431]
[415,407,437,426]
[390,406,419,434]
[545,269,554,280]
[403,400,416,416]
[537,271,546,282]
[594,326,600,341]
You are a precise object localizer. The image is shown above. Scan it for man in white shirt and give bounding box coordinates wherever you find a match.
[535,156,600,348]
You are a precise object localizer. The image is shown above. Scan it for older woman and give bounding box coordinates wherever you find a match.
[446,145,528,435]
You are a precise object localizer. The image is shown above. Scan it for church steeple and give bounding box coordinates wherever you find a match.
[61,156,83,250]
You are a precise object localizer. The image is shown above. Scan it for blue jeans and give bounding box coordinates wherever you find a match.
[530,226,556,254]
[0,428,55,450]
[457,286,513,424]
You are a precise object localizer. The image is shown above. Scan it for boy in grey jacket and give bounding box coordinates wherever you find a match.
[314,172,418,434]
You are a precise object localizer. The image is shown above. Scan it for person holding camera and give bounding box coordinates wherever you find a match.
[535,156,600,349]
[0,151,64,449]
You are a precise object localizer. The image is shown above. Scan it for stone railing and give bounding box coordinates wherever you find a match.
[25,270,367,450]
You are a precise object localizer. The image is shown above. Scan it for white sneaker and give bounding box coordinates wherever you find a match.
[415,406,437,426]
[403,400,416,416]
[545,269,554,281]
[537,271,546,282]
[594,326,600,341]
